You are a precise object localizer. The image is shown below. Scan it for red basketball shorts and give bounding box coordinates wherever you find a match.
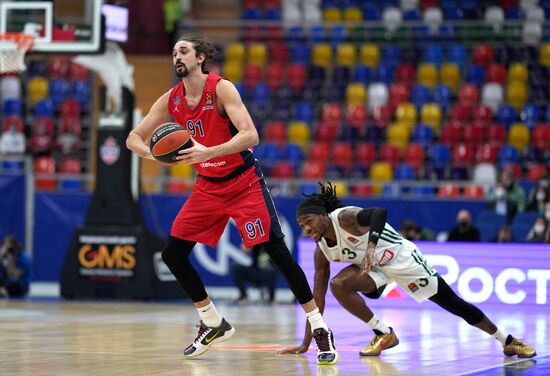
[170,164,284,248]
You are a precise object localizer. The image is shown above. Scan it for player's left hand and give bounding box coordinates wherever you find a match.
[176,136,214,164]
[361,246,375,275]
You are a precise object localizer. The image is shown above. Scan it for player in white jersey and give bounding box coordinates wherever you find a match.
[280,182,536,359]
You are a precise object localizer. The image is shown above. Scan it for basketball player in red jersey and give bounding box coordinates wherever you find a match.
[126,35,338,365]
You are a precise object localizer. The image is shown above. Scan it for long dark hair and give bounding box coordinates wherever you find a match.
[176,34,216,73]
[297,182,344,215]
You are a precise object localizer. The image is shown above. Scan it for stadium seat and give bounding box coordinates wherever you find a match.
[323,7,343,22]
[475,210,506,242]
[464,64,485,87]
[354,142,377,168]
[395,103,417,125]
[58,156,82,190]
[359,44,380,68]
[369,162,394,194]
[49,57,71,79]
[473,163,498,186]
[379,143,401,168]
[473,44,493,68]
[287,121,310,149]
[69,63,89,81]
[288,63,307,91]
[395,64,416,87]
[498,144,520,166]
[312,43,333,68]
[403,143,425,172]
[372,104,393,127]
[438,183,461,198]
[30,117,55,154]
[519,104,541,128]
[322,103,344,124]
[440,63,461,93]
[2,98,23,116]
[475,143,499,163]
[315,121,339,143]
[486,63,507,84]
[34,156,57,190]
[420,103,442,129]
[389,83,410,107]
[331,142,353,171]
[463,185,485,198]
[225,42,246,64]
[271,161,295,178]
[387,122,410,151]
[0,76,21,100]
[412,124,434,148]
[309,142,330,162]
[458,84,480,106]
[496,104,517,128]
[264,121,286,146]
[410,85,432,109]
[293,101,314,123]
[72,80,91,108]
[248,43,267,66]
[346,83,367,106]
[508,122,530,151]
[481,83,504,112]
[452,143,475,166]
[526,164,547,181]
[1,115,24,133]
[431,143,451,167]
[448,103,471,123]
[394,163,415,180]
[417,63,438,89]
[351,183,373,197]
[447,44,467,68]
[508,62,528,83]
[473,105,493,124]
[439,121,463,146]
[432,84,452,111]
[222,61,243,82]
[346,105,368,128]
[302,160,326,179]
[336,43,357,67]
[367,83,389,111]
[532,123,550,152]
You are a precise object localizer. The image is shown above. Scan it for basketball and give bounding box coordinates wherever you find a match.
[149,122,192,164]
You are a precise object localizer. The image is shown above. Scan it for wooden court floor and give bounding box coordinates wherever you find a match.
[0,299,548,376]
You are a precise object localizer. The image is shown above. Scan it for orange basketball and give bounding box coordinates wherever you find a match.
[149,122,192,164]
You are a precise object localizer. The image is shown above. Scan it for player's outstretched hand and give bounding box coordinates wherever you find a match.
[277,344,309,354]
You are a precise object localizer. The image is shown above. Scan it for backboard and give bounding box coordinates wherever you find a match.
[0,0,104,54]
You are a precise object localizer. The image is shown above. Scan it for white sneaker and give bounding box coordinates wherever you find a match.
[312,328,339,365]
[183,318,235,358]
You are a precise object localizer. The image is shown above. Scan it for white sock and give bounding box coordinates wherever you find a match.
[307,308,329,332]
[197,302,223,328]
[367,315,391,334]
[492,329,507,346]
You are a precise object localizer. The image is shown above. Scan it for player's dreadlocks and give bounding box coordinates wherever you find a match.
[296,182,344,217]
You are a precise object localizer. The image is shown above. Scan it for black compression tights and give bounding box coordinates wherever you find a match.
[429,276,484,325]
[161,232,314,304]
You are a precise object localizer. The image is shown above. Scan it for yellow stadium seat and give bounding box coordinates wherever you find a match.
[344,7,363,22]
[312,43,333,68]
[396,102,417,126]
[346,83,367,105]
[506,81,527,111]
[387,122,410,151]
[247,43,267,67]
[370,162,394,194]
[222,61,243,82]
[170,163,193,178]
[332,181,349,196]
[507,63,528,83]
[359,44,380,68]
[224,42,245,64]
[336,43,357,67]
[420,103,442,129]
[417,64,438,89]
[323,7,342,22]
[440,63,461,93]
[540,43,550,68]
[288,121,311,149]
[508,122,530,151]
[27,77,49,105]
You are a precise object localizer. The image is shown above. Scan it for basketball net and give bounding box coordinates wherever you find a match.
[0,33,34,74]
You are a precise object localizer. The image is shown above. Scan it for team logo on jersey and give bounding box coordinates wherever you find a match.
[377,249,395,266]
[173,95,181,112]
[407,282,419,293]
[100,136,120,165]
[205,92,213,105]
[347,236,359,244]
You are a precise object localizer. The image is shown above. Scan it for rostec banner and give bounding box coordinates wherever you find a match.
[77,235,137,280]
[298,240,550,311]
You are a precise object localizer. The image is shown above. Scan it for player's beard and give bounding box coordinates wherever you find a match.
[175,63,189,78]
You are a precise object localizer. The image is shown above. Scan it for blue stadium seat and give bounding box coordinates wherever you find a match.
[382,183,400,198]
[394,164,415,180]
[300,183,321,195]
[520,104,541,128]
[72,80,91,109]
[412,124,434,148]
[431,144,451,168]
[293,101,315,123]
[243,7,263,20]
[375,63,395,85]
[234,82,247,100]
[433,84,453,111]
[250,83,270,106]
[410,85,432,109]
[2,98,23,116]
[329,25,347,46]
[354,65,372,85]
[282,143,304,170]
[1,159,24,171]
[496,104,517,128]
[310,25,326,43]
[465,64,485,87]
[447,44,467,68]
[511,212,539,242]
[289,42,310,64]
[475,210,507,242]
[498,145,520,166]
[349,164,369,179]
[403,9,422,21]
[424,44,444,67]
[411,184,435,197]
[381,45,400,66]
[34,98,54,117]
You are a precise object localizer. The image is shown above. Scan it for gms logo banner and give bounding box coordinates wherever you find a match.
[77,235,137,280]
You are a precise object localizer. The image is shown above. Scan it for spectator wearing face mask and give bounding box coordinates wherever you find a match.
[486,182,519,223]
[526,174,550,215]
[491,225,515,243]
[447,210,481,242]
[525,216,548,243]
[490,169,526,214]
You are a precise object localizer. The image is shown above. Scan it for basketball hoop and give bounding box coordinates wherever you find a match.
[0,33,34,74]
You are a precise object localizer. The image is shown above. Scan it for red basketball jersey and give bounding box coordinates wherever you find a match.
[167,73,254,179]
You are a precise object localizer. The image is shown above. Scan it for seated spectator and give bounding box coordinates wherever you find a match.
[526,174,550,215]
[525,216,548,243]
[491,225,515,243]
[486,183,519,223]
[488,169,526,215]
[447,210,481,242]
[231,244,279,304]
[0,235,31,298]
[399,219,435,241]
[0,124,25,155]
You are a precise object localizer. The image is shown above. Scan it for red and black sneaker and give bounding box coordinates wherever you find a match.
[312,328,339,365]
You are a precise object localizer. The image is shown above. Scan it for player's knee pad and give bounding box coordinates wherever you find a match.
[429,277,484,325]
[161,236,195,269]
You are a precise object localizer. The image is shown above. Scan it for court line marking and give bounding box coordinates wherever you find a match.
[457,354,549,376]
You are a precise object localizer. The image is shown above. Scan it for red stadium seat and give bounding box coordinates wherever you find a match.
[69,63,89,81]
[268,42,289,63]
[264,121,287,146]
[243,64,262,89]
[532,123,550,152]
[271,161,295,178]
[438,183,461,197]
[49,57,70,79]
[458,84,480,106]
[2,115,24,133]
[354,142,377,168]
[372,104,394,127]
[403,143,425,172]
[527,164,547,181]
[59,99,80,117]
[389,83,410,107]
[322,103,344,123]
[265,63,284,91]
[486,64,506,84]
[395,64,416,87]
[379,144,401,168]
[315,121,339,143]
[351,183,373,197]
[472,44,493,68]
[463,185,485,198]
[331,142,353,170]
[30,117,55,154]
[452,143,475,166]
[475,143,499,163]
[59,156,81,174]
[302,160,326,179]
[487,123,507,146]
[309,142,330,162]
[472,105,493,124]
[440,122,463,146]
[59,116,82,135]
[34,156,56,190]
[346,105,368,127]
[463,122,485,145]
[448,103,471,122]
[288,63,306,91]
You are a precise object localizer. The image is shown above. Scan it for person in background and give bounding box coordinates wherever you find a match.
[399,219,435,241]
[526,174,550,215]
[486,182,519,223]
[0,235,31,298]
[489,169,526,213]
[447,210,480,242]
[491,225,515,243]
[0,124,25,155]
[525,216,548,243]
[231,243,279,304]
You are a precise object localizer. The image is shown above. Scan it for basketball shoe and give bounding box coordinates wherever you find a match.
[359,328,399,356]
[183,318,235,358]
[312,328,339,365]
[503,335,537,358]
